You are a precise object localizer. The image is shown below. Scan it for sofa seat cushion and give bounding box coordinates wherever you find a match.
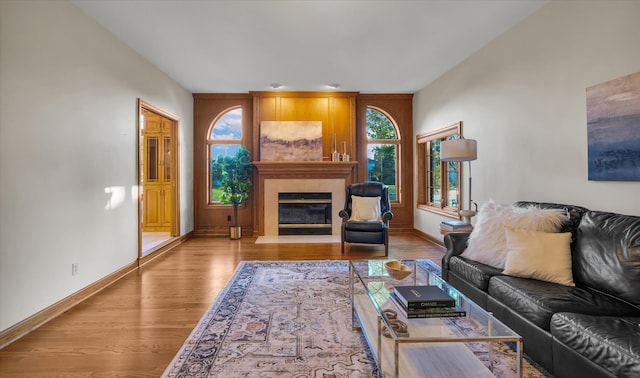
[551,313,640,377]
[488,275,640,330]
[449,256,503,291]
[343,230,384,244]
[344,220,385,232]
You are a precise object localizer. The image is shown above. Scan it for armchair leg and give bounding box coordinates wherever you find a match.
[341,240,345,254]
[384,242,388,257]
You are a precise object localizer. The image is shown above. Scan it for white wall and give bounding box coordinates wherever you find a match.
[414,0,640,240]
[0,1,193,331]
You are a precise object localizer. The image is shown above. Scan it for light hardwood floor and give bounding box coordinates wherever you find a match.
[0,234,445,377]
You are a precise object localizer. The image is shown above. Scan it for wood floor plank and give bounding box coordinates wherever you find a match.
[0,234,444,377]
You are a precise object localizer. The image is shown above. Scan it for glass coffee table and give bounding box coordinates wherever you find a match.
[350,259,523,378]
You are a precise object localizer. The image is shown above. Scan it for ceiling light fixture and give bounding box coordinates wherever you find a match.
[270,83,282,89]
[328,83,340,89]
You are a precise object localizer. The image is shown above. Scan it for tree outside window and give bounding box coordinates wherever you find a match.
[208,107,242,203]
[366,107,400,201]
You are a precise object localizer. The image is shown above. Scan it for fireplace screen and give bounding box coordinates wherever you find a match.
[278,192,332,235]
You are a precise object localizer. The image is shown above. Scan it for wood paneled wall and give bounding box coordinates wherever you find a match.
[357,94,414,233]
[193,94,254,236]
[251,91,358,160]
[193,92,414,236]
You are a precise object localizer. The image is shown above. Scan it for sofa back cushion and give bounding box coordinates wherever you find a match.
[514,202,590,260]
[573,211,640,308]
[513,201,589,236]
[462,201,568,269]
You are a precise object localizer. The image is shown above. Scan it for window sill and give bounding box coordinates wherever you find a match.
[417,204,460,219]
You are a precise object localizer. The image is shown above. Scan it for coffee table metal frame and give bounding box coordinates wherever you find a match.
[349,259,523,378]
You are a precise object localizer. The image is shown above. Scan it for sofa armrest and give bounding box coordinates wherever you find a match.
[442,232,471,281]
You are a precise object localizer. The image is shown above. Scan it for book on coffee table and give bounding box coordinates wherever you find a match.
[390,292,466,318]
[393,285,456,310]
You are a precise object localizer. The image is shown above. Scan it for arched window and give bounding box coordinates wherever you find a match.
[208,107,242,203]
[366,107,401,201]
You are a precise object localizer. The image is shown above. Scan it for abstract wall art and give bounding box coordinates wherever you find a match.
[586,72,640,181]
[260,121,323,161]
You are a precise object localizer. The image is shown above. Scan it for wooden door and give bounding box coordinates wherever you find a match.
[142,110,174,231]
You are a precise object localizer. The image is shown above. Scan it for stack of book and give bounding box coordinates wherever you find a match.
[440,220,473,233]
[391,285,466,318]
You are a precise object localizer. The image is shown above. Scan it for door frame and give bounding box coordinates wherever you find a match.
[137,98,180,258]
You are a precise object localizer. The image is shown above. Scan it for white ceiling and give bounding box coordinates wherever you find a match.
[73,0,546,94]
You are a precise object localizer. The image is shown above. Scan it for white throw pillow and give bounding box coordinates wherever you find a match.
[503,228,575,286]
[461,200,568,269]
[350,195,381,221]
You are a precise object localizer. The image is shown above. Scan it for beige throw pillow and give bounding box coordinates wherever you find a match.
[503,228,575,286]
[461,201,568,269]
[350,195,381,221]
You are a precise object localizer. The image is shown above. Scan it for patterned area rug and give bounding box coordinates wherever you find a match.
[162,260,550,377]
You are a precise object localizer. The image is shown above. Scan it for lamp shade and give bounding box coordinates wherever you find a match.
[440,139,477,162]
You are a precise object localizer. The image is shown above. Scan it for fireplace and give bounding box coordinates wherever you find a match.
[261,178,346,236]
[254,162,357,236]
[278,192,332,235]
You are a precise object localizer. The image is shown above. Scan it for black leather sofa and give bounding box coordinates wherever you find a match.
[442,202,640,377]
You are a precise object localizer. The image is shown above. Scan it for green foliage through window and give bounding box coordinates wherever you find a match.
[366,108,399,201]
[209,107,243,203]
[366,108,397,139]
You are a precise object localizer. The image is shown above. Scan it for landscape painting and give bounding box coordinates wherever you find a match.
[260,121,323,161]
[586,72,640,181]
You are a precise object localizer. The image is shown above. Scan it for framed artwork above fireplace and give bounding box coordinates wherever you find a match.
[259,121,323,161]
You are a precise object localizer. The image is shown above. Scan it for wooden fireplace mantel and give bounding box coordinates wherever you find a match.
[253,161,358,178]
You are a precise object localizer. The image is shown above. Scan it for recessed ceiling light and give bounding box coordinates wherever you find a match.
[270,83,282,89]
[328,83,340,89]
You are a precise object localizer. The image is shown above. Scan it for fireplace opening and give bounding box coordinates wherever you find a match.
[278,192,332,235]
